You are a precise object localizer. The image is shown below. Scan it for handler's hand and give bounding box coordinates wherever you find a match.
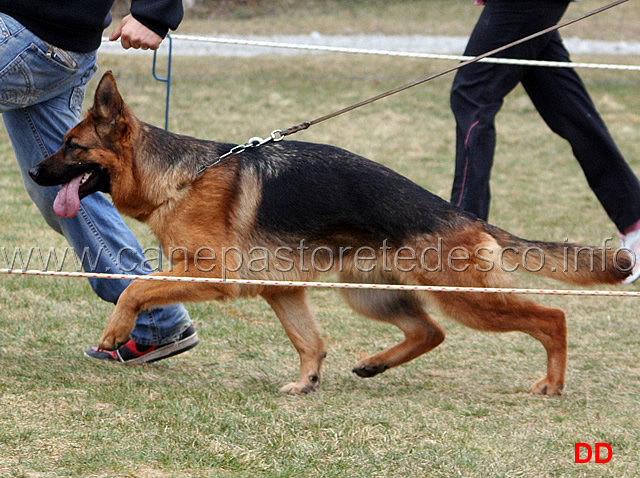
[110,14,163,50]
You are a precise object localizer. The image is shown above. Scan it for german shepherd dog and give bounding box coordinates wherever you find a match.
[30,72,632,395]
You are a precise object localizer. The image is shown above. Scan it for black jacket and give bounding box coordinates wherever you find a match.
[0,0,183,52]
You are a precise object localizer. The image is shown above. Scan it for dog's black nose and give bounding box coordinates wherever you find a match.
[29,164,48,186]
[28,166,40,181]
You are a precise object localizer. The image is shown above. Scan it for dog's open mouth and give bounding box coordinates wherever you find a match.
[53,168,110,218]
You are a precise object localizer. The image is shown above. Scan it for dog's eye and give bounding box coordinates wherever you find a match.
[65,138,78,151]
[65,137,88,153]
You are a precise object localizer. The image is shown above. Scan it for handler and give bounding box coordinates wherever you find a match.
[0,1,199,362]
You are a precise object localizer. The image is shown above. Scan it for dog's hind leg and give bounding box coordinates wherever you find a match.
[262,288,326,395]
[340,289,445,378]
[431,292,567,395]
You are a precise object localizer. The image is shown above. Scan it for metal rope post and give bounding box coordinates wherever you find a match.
[152,33,173,131]
[152,33,173,270]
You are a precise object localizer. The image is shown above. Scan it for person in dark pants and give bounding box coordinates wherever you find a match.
[450,0,640,282]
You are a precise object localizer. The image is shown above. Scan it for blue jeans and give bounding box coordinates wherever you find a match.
[0,13,191,346]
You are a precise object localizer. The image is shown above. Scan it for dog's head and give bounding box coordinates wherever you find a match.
[29,71,135,218]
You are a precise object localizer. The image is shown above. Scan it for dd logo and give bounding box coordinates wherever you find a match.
[574,443,612,464]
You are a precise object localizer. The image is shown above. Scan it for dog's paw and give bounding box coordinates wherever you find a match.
[279,381,319,395]
[352,363,388,378]
[97,329,130,351]
[530,377,563,396]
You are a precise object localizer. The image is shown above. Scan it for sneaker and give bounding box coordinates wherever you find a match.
[84,325,199,364]
[619,230,640,284]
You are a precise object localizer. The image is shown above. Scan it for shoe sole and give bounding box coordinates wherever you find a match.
[123,332,200,364]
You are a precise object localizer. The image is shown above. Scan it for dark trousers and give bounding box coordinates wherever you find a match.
[450,0,640,232]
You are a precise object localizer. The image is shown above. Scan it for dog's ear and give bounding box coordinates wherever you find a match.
[92,71,123,123]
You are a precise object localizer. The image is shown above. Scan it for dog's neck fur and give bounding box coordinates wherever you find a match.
[116,120,241,246]
[136,122,221,176]
[110,120,220,222]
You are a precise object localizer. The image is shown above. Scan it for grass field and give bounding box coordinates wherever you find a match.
[2,1,640,477]
[176,0,640,40]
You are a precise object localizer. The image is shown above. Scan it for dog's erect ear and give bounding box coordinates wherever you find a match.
[93,71,123,123]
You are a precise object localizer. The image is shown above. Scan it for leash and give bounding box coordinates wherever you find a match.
[204,0,629,170]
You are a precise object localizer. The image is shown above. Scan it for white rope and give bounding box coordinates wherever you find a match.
[169,34,640,72]
[100,34,640,71]
[1,268,638,297]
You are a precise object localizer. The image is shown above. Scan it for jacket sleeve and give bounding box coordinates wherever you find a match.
[130,0,184,38]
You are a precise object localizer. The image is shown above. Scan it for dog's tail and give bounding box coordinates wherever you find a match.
[483,223,633,285]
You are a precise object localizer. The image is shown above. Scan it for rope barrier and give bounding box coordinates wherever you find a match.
[168,34,640,72]
[1,268,638,297]
[100,35,640,72]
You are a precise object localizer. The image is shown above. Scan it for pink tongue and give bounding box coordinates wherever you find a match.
[53,176,83,218]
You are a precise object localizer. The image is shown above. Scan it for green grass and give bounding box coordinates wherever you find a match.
[2,3,640,476]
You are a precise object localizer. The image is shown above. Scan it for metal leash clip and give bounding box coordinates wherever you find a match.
[198,130,286,175]
[220,129,284,161]
[218,129,285,162]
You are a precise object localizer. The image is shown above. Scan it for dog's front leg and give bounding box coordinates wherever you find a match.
[98,268,238,350]
[262,288,326,395]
